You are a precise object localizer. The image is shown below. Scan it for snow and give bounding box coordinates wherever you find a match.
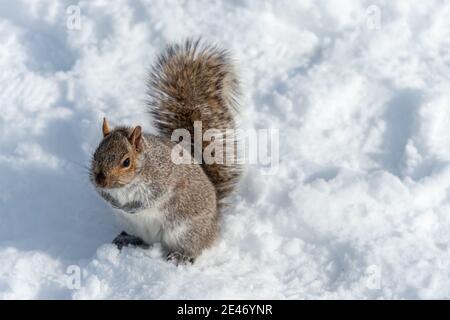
[1,0,450,299]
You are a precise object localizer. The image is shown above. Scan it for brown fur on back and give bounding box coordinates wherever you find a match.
[147,39,241,206]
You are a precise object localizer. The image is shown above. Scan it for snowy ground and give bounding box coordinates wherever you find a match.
[1,0,450,299]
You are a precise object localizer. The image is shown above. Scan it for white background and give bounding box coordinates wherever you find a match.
[0,0,449,299]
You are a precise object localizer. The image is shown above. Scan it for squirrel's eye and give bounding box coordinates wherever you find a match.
[122,158,131,168]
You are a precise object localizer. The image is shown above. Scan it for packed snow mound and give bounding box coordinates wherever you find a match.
[1,0,450,299]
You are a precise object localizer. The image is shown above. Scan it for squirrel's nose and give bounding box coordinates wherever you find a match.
[95,171,107,187]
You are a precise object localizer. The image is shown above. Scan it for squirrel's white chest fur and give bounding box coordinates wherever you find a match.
[100,180,167,244]
[114,207,164,244]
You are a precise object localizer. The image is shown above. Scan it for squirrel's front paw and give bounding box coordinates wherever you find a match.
[112,231,149,250]
[167,251,194,266]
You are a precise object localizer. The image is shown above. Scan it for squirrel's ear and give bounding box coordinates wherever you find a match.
[102,118,110,137]
[129,126,142,152]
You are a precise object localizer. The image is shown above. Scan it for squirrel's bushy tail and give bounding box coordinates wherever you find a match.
[147,39,241,206]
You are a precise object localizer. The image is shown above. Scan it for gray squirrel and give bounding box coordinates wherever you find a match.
[90,40,241,265]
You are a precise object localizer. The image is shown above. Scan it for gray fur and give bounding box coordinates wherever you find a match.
[100,191,144,214]
[90,40,241,264]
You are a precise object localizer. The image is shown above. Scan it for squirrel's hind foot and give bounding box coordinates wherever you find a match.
[167,251,194,266]
[112,231,149,250]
